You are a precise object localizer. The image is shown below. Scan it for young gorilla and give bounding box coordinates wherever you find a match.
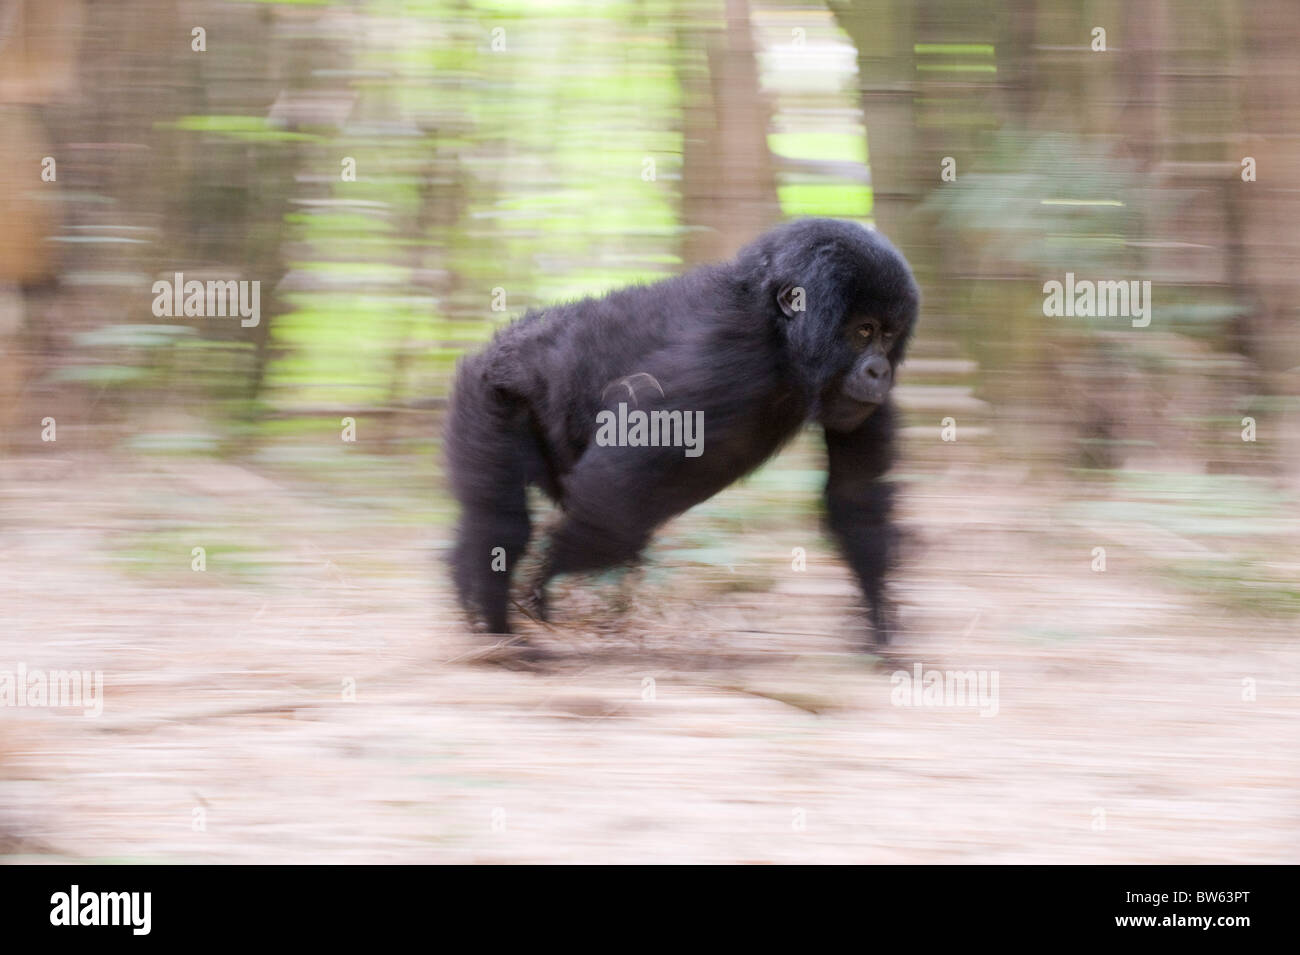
[446,218,919,650]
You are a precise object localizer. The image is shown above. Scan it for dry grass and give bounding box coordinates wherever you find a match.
[0,452,1296,863]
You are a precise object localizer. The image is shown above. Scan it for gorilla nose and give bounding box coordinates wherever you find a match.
[844,356,892,404]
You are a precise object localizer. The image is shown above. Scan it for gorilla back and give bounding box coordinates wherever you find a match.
[446,218,919,647]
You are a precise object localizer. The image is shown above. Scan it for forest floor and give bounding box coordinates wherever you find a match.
[1,445,1297,863]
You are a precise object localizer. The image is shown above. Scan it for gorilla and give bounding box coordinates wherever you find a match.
[446,218,919,652]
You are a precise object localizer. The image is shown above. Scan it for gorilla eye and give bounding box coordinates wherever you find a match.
[855,323,875,344]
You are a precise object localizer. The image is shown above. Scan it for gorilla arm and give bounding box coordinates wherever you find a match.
[823,399,898,646]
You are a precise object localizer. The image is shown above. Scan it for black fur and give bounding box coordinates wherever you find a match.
[446,218,919,647]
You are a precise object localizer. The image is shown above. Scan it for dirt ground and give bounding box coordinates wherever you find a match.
[1,449,1297,864]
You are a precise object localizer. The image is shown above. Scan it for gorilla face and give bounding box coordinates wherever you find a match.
[818,302,916,432]
[761,220,919,433]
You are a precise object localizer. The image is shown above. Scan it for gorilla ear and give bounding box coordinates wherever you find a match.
[776,283,805,318]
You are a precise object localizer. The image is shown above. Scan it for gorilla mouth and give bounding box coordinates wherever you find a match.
[844,383,889,404]
[832,374,889,408]
[822,396,880,431]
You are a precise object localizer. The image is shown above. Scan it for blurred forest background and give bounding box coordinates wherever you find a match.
[0,0,1297,863]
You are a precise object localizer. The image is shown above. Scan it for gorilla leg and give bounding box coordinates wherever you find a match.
[530,447,686,608]
[447,375,537,634]
[452,498,530,634]
[540,509,654,581]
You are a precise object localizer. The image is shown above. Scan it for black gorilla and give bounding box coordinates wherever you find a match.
[446,218,919,649]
